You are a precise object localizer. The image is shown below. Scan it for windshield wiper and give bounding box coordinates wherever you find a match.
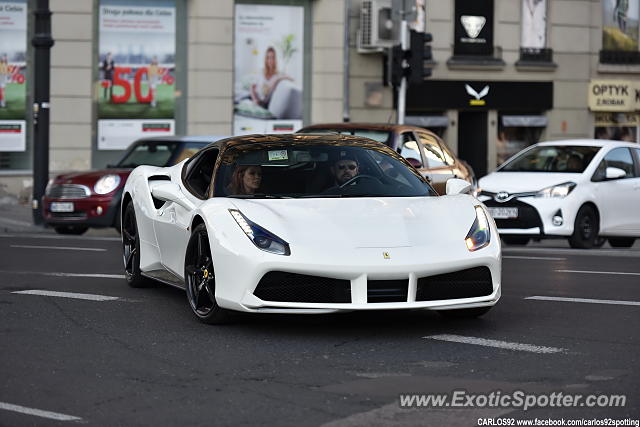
[227,193,293,199]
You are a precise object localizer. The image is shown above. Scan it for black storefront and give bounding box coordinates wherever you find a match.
[406,80,553,177]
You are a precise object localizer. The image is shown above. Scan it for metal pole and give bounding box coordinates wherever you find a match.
[397,19,409,125]
[31,0,54,225]
[342,0,351,122]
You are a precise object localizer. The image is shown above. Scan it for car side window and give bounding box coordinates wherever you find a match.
[184,148,219,198]
[399,133,423,167]
[438,141,456,165]
[417,132,448,168]
[635,149,640,177]
[592,147,634,182]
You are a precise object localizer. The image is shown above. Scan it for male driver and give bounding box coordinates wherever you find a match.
[331,153,359,186]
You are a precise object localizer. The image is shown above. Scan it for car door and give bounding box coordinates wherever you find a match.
[154,148,218,277]
[416,131,455,194]
[591,147,639,235]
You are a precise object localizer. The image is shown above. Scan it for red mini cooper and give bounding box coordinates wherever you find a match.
[43,135,222,235]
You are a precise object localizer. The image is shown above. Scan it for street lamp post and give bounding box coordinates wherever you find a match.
[31,0,54,225]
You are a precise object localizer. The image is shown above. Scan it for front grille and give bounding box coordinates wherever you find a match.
[50,212,87,220]
[254,271,351,303]
[483,198,543,231]
[416,267,493,301]
[367,279,408,303]
[47,184,90,199]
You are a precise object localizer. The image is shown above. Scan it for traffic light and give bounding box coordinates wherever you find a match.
[408,30,433,83]
[390,44,408,87]
[389,31,433,87]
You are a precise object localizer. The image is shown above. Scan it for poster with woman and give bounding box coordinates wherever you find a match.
[0,0,27,152]
[602,0,639,51]
[234,4,304,135]
[97,0,176,150]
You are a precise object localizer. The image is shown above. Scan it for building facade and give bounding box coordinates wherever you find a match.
[0,0,638,199]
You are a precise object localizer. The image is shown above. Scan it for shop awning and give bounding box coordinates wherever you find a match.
[501,115,548,127]
[406,116,450,128]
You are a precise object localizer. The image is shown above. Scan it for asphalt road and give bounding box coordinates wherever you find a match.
[0,232,638,426]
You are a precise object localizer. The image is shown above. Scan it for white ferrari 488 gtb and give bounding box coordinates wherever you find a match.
[121,134,501,323]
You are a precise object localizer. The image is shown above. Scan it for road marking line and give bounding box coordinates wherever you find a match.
[12,290,120,301]
[423,334,564,354]
[0,270,124,279]
[0,234,121,242]
[0,401,82,422]
[503,255,566,260]
[526,296,640,307]
[10,244,106,252]
[556,269,640,276]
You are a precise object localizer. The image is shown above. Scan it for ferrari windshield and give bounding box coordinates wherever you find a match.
[116,141,203,168]
[215,143,435,198]
[499,145,601,173]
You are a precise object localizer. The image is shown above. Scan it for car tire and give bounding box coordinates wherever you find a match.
[121,202,151,288]
[184,223,232,324]
[53,226,88,235]
[437,306,492,318]
[569,205,599,249]
[502,236,530,246]
[608,237,636,248]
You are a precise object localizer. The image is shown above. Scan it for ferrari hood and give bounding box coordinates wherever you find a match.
[479,172,581,194]
[228,196,477,249]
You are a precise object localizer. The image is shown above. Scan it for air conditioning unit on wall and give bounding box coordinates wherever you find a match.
[358,0,396,53]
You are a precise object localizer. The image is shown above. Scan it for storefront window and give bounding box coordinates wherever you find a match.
[496,115,546,165]
[594,112,639,142]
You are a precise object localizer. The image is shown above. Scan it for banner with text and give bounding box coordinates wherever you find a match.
[0,0,27,152]
[97,0,176,150]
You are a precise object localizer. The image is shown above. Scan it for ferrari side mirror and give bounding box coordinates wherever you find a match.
[446,178,472,195]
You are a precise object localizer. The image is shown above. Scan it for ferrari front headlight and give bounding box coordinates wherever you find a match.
[535,182,576,198]
[465,205,491,251]
[94,174,121,195]
[229,209,290,256]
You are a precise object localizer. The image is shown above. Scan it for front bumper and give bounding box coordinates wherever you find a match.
[43,188,122,228]
[214,241,502,313]
[480,195,578,237]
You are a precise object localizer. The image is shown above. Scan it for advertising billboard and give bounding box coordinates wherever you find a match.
[234,4,304,135]
[0,0,27,152]
[602,0,640,51]
[97,0,176,150]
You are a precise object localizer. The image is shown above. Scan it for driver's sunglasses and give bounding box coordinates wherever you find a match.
[337,164,357,171]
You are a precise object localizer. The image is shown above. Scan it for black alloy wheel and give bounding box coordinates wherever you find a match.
[608,237,636,248]
[569,205,599,249]
[122,202,150,287]
[184,224,231,324]
[54,225,88,235]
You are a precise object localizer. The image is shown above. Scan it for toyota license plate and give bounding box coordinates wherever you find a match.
[50,202,74,213]
[487,207,518,219]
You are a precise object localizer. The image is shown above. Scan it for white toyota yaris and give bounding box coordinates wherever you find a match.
[121,134,501,323]
[478,139,640,249]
